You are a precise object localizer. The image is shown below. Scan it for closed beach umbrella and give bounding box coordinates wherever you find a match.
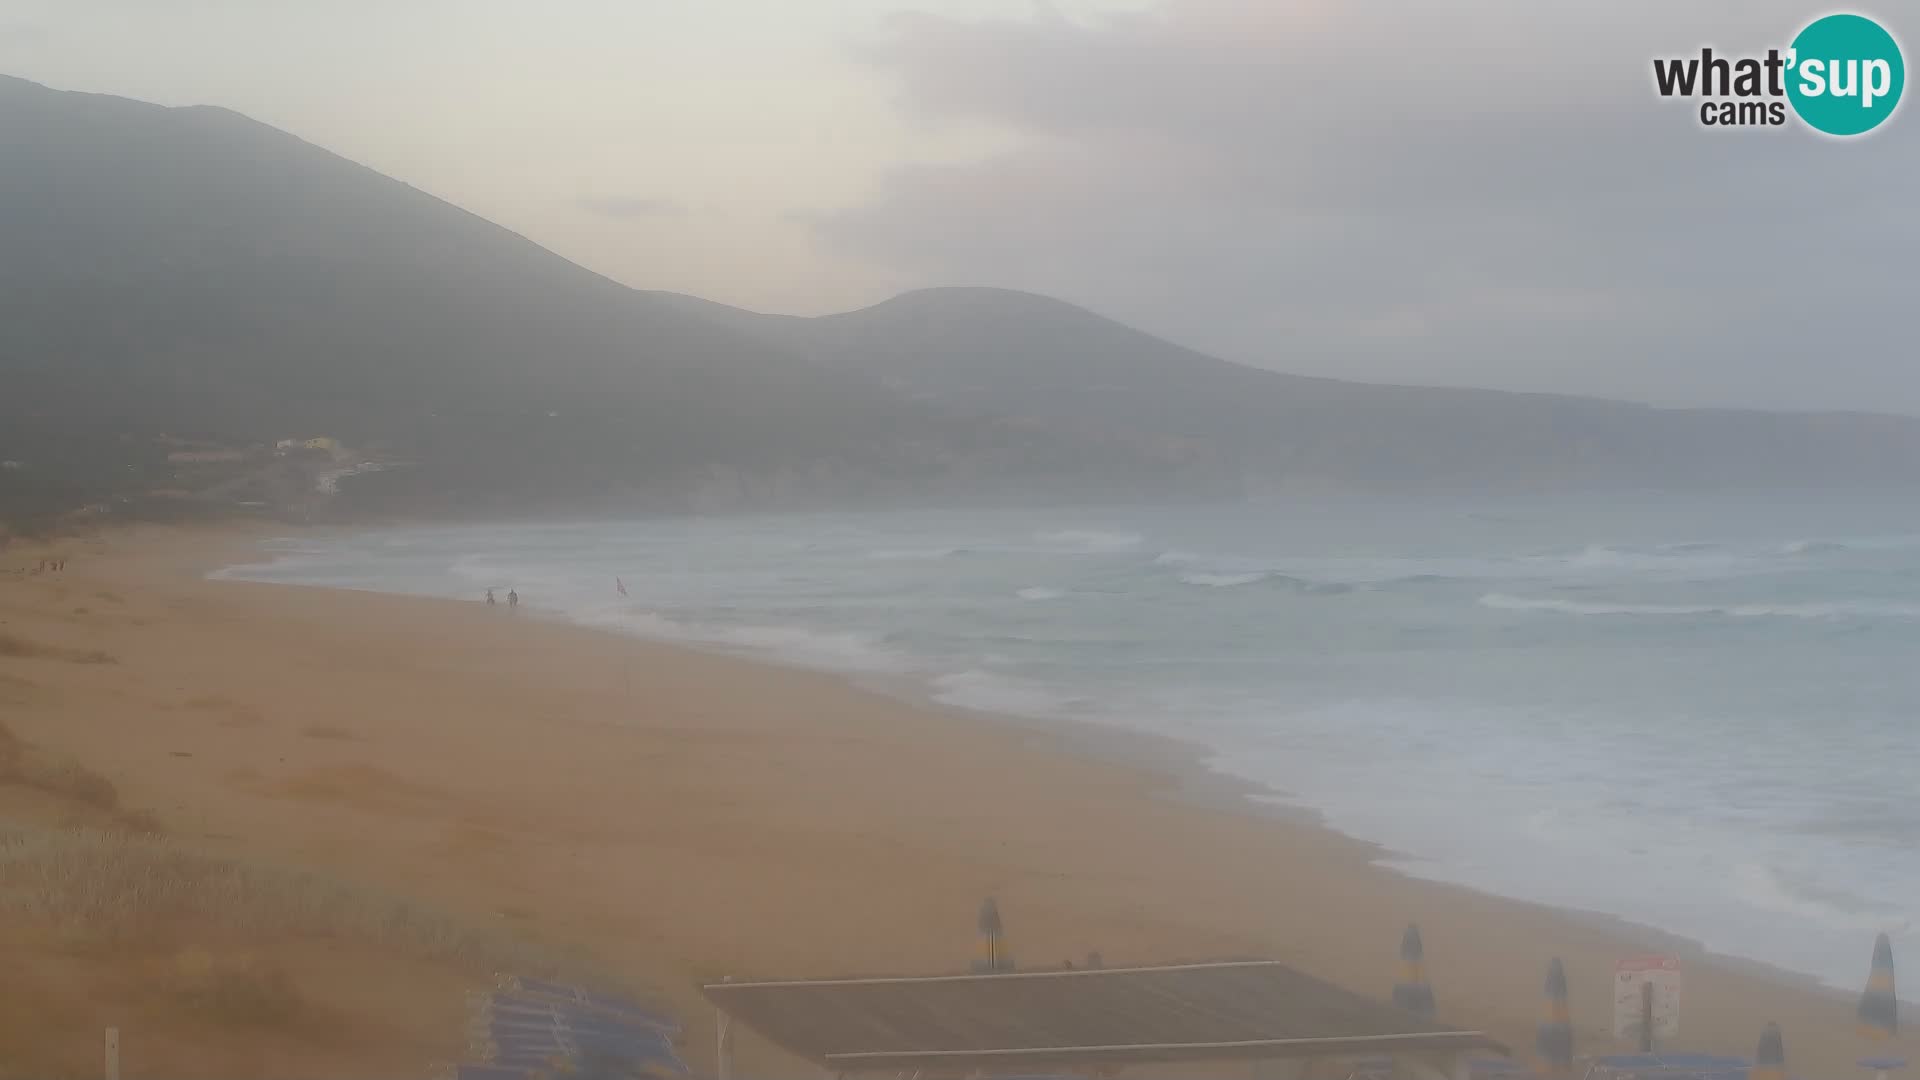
[974,897,1012,973]
[1857,934,1906,1080]
[1535,958,1573,1079]
[1859,933,1898,1040]
[1393,923,1436,1017]
[1752,1023,1786,1080]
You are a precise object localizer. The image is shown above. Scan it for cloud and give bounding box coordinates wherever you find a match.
[0,21,47,48]
[818,2,1920,412]
[577,195,686,220]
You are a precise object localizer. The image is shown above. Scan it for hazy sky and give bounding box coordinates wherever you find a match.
[3,1,1915,412]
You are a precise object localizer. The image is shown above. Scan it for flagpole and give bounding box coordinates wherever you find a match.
[615,577,631,702]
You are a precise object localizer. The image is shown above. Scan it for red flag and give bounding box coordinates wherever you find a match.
[616,577,628,598]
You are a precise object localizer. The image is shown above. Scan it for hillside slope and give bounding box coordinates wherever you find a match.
[0,76,1199,523]
[5,73,1918,528]
[667,285,1920,493]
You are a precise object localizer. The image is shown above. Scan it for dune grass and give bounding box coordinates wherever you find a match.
[170,945,306,1025]
[0,826,551,974]
[0,629,115,664]
[0,720,127,814]
[0,723,547,973]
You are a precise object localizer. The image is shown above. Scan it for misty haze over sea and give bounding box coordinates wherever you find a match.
[220,491,1920,990]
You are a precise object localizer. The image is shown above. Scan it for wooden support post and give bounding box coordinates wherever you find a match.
[716,976,735,1080]
[104,1027,120,1080]
[1639,982,1654,1053]
[1403,1054,1454,1080]
[1261,1058,1307,1080]
[1449,1052,1474,1080]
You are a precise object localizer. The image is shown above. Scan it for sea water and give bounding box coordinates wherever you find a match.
[216,492,1920,989]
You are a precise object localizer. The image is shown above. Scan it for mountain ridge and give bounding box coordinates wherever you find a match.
[677,282,1920,422]
[3,73,1917,528]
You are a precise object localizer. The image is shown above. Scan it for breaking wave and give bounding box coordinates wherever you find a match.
[1479,593,1920,619]
[1178,571,1270,588]
[586,609,909,674]
[930,669,1083,717]
[1033,530,1144,553]
[1733,863,1910,935]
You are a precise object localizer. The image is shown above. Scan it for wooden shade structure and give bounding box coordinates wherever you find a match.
[705,959,1506,1077]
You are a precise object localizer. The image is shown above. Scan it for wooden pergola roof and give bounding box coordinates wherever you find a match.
[703,960,1508,1072]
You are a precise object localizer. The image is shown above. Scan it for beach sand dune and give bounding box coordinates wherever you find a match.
[0,526,1903,1078]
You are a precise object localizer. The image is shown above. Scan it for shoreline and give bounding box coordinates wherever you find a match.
[200,528,1881,1002]
[210,532,1875,1001]
[205,526,1880,1002]
[0,523,1899,1078]
[855,649,1857,1001]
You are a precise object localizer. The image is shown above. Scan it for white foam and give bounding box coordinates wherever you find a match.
[208,559,296,581]
[590,609,907,674]
[1033,529,1144,553]
[1479,593,1920,619]
[1756,601,1920,618]
[1545,543,1746,576]
[1016,586,1066,601]
[715,623,904,671]
[448,554,507,583]
[1733,863,1911,935]
[930,669,1079,717]
[1480,593,1718,616]
[1778,539,1847,556]
[447,554,576,592]
[1178,571,1269,588]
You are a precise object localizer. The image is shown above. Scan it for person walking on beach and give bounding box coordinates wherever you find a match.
[507,589,518,611]
[486,589,495,606]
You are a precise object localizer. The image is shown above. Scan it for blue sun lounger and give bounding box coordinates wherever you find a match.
[472,1027,681,1065]
[452,977,687,1079]
[1343,1054,1522,1080]
[471,1002,682,1044]
[445,1066,536,1080]
[1591,1053,1755,1080]
[493,975,679,1029]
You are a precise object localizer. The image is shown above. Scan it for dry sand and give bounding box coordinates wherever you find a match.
[0,524,1905,1078]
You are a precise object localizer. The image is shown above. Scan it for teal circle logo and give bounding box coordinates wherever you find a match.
[1786,13,1905,136]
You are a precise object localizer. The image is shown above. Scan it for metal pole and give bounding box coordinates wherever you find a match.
[717,976,734,1080]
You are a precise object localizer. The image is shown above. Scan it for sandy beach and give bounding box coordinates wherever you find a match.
[0,524,1903,1079]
